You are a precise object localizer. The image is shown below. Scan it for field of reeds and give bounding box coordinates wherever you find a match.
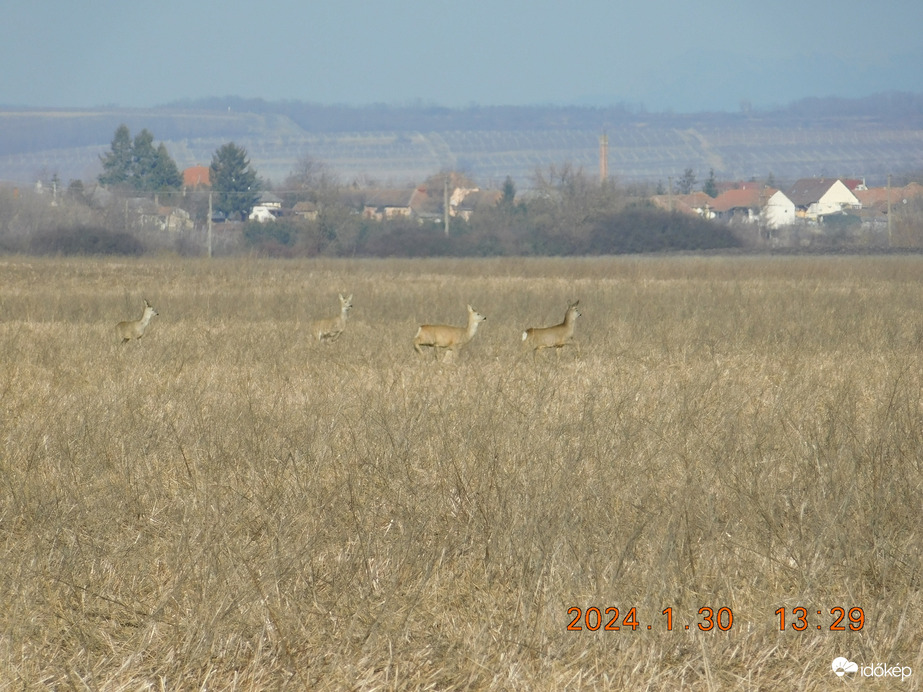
[1,254,922,690]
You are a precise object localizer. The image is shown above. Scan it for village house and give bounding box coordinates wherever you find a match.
[851,182,923,232]
[787,178,861,220]
[454,189,503,221]
[182,165,211,189]
[649,191,716,218]
[762,190,797,229]
[129,197,193,232]
[248,192,284,222]
[706,185,802,231]
[292,201,319,221]
[854,182,923,215]
[709,187,768,224]
[360,184,498,223]
[362,188,427,221]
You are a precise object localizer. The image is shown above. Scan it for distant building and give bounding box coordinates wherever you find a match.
[787,178,861,220]
[454,190,502,221]
[762,190,796,229]
[292,201,319,221]
[709,187,767,224]
[183,165,211,188]
[248,192,284,222]
[362,187,428,221]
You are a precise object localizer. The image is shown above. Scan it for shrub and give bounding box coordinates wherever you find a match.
[357,220,453,257]
[242,220,298,256]
[586,205,741,253]
[29,226,145,256]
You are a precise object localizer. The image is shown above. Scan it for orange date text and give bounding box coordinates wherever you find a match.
[567,606,734,632]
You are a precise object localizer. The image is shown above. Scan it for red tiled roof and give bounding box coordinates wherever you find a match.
[183,166,210,188]
[855,183,923,210]
[709,187,764,212]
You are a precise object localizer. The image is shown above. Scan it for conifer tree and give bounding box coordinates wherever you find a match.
[98,125,182,196]
[210,142,260,219]
[703,168,718,198]
[98,124,133,188]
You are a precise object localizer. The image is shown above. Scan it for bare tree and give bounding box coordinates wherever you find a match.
[284,153,340,203]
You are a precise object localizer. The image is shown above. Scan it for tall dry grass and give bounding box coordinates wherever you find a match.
[1,254,922,690]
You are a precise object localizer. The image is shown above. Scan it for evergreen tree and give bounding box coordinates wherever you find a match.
[131,129,158,192]
[98,124,133,187]
[703,168,718,198]
[677,167,697,195]
[98,125,182,196]
[151,143,183,192]
[210,142,260,219]
[500,175,516,206]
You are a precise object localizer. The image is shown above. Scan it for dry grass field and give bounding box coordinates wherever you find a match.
[1,254,922,690]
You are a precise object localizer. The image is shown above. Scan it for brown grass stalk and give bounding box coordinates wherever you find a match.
[0,255,921,689]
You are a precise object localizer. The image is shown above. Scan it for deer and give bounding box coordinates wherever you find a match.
[311,293,353,342]
[521,300,581,358]
[116,299,158,343]
[413,304,487,359]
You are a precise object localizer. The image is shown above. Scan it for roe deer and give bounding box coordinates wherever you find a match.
[413,304,486,359]
[522,300,581,357]
[116,299,158,343]
[312,293,353,342]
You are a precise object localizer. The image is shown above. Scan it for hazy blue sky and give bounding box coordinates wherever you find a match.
[2,0,921,112]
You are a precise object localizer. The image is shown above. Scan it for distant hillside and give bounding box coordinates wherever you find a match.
[1,93,922,188]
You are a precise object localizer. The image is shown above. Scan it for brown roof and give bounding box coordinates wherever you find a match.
[649,193,710,216]
[787,178,840,206]
[364,189,415,209]
[709,187,765,212]
[456,190,502,211]
[855,183,923,211]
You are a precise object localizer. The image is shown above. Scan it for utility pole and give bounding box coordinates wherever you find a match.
[887,173,892,248]
[444,176,450,237]
[599,133,609,183]
[208,191,213,258]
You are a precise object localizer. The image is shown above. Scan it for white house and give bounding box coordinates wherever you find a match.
[787,178,861,220]
[710,187,765,224]
[762,190,796,229]
[249,191,284,223]
[249,205,279,223]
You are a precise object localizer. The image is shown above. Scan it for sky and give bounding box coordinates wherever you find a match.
[2,0,922,113]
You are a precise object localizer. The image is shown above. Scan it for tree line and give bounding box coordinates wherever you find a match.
[97,125,260,219]
[236,161,738,258]
[15,122,923,257]
[79,125,738,257]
